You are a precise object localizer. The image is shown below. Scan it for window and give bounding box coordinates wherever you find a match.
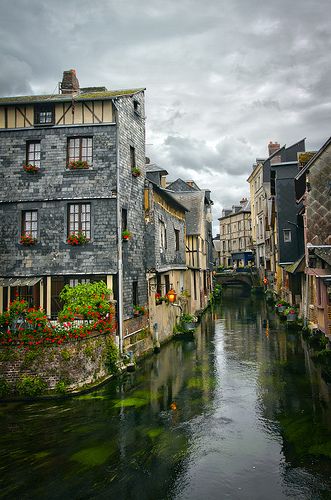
[160,220,167,252]
[175,229,180,251]
[68,137,93,165]
[132,281,138,306]
[26,141,41,168]
[22,210,38,239]
[68,203,91,238]
[122,208,128,232]
[69,278,90,287]
[34,104,54,125]
[164,275,170,294]
[283,229,292,243]
[133,100,141,116]
[130,145,136,168]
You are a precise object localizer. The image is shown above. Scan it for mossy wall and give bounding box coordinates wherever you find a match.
[0,333,115,398]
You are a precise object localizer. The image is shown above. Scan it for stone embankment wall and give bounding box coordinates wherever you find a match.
[0,333,115,398]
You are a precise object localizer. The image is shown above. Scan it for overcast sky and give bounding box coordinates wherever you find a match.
[1,0,330,231]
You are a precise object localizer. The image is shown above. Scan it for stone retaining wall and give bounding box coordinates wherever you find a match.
[0,333,115,397]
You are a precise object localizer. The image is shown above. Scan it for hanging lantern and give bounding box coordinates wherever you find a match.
[167,289,177,303]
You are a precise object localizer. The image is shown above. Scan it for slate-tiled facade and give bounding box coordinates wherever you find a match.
[0,72,147,336]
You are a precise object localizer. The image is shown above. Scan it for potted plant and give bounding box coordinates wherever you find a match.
[67,232,89,246]
[122,229,132,241]
[181,313,198,331]
[132,167,141,177]
[133,305,146,316]
[23,164,39,173]
[68,160,89,170]
[285,307,297,322]
[275,300,287,314]
[20,233,37,246]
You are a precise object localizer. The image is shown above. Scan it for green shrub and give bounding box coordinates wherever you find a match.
[0,377,10,398]
[60,349,71,361]
[84,346,94,359]
[22,348,42,367]
[16,375,47,397]
[55,380,68,394]
[104,337,119,374]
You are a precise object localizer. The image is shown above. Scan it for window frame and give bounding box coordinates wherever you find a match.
[159,219,167,252]
[26,140,41,168]
[34,104,55,126]
[68,203,91,238]
[283,229,292,243]
[67,136,93,166]
[174,228,180,252]
[22,210,38,239]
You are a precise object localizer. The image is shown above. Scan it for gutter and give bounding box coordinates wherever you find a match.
[113,99,124,354]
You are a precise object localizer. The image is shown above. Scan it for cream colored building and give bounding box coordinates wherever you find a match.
[218,198,253,267]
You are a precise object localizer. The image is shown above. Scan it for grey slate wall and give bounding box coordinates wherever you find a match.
[116,92,147,315]
[0,92,148,319]
[144,195,186,271]
[0,125,118,276]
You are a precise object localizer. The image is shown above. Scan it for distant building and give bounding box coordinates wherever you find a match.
[217,198,253,267]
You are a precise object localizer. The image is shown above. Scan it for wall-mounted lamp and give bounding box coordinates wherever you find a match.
[167,289,177,303]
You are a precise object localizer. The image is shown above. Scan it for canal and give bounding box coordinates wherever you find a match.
[1,290,331,499]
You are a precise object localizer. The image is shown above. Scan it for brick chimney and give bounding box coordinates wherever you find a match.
[268,141,281,164]
[61,69,80,94]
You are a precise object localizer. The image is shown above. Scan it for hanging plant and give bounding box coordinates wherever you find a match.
[132,167,141,177]
[122,230,132,241]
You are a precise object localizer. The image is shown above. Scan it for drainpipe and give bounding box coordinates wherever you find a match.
[113,99,124,354]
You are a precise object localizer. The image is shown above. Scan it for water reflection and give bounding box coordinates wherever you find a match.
[1,290,331,499]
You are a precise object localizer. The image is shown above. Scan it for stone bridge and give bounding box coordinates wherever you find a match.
[215,270,260,288]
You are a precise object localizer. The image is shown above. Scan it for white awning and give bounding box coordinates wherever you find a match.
[0,277,41,287]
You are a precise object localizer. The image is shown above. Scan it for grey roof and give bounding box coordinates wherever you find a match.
[314,247,331,266]
[218,199,251,220]
[167,178,199,192]
[145,163,168,175]
[148,181,188,213]
[0,88,145,106]
[169,190,206,235]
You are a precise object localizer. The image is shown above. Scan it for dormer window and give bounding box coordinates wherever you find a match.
[34,104,55,126]
[133,99,141,116]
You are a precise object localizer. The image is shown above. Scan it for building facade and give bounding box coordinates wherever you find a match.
[0,70,147,350]
[217,198,253,268]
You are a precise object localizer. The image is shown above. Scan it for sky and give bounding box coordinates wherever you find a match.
[1,0,330,232]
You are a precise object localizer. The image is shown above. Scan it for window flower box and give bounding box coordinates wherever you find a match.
[68,160,89,170]
[133,305,147,317]
[132,167,141,177]
[23,164,40,173]
[67,232,89,246]
[20,234,37,246]
[122,230,132,241]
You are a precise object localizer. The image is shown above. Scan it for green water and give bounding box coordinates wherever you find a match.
[1,290,331,499]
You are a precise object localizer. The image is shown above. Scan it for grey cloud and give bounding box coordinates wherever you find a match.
[0,0,329,227]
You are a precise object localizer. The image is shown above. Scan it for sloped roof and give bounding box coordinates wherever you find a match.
[169,190,205,235]
[148,180,188,213]
[0,88,145,105]
[145,163,168,175]
[167,178,199,192]
[314,247,331,267]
